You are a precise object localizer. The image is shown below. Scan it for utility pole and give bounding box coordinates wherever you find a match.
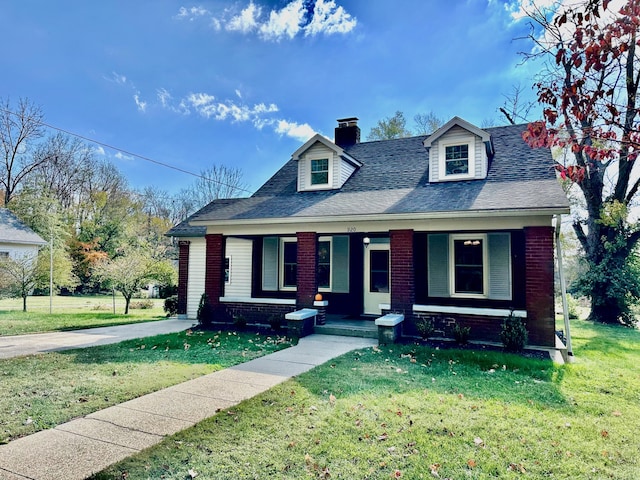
[49,230,53,314]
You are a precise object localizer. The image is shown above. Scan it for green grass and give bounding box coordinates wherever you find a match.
[0,295,166,335]
[93,320,640,480]
[0,329,293,443]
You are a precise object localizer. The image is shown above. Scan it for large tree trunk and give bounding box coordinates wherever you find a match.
[22,294,27,312]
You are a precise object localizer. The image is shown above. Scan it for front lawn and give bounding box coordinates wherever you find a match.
[0,329,293,443]
[94,319,640,479]
[0,295,166,335]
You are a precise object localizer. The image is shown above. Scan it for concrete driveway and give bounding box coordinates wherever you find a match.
[0,318,196,359]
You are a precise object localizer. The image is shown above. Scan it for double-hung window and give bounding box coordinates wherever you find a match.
[445,144,469,175]
[438,138,475,180]
[427,233,511,300]
[281,239,297,290]
[317,239,331,289]
[310,158,329,185]
[452,236,485,296]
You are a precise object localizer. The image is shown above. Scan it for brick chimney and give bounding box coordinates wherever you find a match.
[335,117,360,148]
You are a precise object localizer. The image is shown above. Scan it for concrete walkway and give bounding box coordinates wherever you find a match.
[0,334,377,480]
[0,318,196,359]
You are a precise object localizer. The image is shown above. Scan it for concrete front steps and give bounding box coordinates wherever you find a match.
[314,319,378,339]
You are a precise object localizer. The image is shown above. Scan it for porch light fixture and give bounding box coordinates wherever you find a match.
[363,236,371,247]
[463,240,481,246]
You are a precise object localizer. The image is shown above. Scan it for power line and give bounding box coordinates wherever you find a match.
[0,106,255,196]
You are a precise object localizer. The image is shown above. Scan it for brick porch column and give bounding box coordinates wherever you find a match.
[524,226,555,346]
[296,232,317,308]
[205,234,224,312]
[390,229,415,316]
[177,240,190,315]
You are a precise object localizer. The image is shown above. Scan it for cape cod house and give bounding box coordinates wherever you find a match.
[168,117,570,347]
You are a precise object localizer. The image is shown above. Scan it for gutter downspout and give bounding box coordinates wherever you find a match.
[555,215,573,358]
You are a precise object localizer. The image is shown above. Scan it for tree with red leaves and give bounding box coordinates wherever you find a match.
[522,0,640,325]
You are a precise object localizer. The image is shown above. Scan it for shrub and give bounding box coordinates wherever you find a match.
[566,294,580,320]
[452,322,471,345]
[268,314,283,331]
[233,314,247,330]
[197,293,214,327]
[130,299,154,310]
[415,317,435,340]
[500,314,528,352]
[163,295,179,317]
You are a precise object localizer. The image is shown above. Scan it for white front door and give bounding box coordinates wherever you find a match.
[363,243,390,315]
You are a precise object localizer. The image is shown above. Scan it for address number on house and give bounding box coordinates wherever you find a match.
[346,227,357,233]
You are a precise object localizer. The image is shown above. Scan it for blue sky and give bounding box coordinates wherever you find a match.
[1,0,543,194]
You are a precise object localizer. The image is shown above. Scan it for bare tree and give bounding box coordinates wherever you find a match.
[413,112,444,135]
[0,98,47,205]
[26,133,94,209]
[174,165,248,222]
[499,84,536,126]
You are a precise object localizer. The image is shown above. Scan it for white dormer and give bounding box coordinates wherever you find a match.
[292,134,362,192]
[423,117,494,183]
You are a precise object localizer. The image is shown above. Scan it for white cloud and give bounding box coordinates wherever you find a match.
[109,71,127,85]
[114,151,134,161]
[149,86,315,142]
[259,0,305,40]
[227,2,261,33]
[274,119,316,142]
[176,5,210,21]
[94,146,106,156]
[157,88,172,107]
[174,1,356,41]
[133,93,147,112]
[305,0,357,36]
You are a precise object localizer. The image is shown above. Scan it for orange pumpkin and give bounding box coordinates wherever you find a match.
[315,293,323,301]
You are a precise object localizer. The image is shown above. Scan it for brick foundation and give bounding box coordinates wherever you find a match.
[219,301,296,326]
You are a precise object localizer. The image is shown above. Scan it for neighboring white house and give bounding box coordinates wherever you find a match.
[0,208,46,263]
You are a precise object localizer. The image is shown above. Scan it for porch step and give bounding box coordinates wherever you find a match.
[314,321,378,339]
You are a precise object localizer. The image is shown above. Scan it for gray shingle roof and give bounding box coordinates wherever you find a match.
[187,123,569,227]
[0,209,47,245]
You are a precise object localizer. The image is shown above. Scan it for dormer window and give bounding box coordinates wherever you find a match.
[440,139,475,179]
[292,133,362,192]
[311,158,329,185]
[445,144,469,175]
[424,117,492,183]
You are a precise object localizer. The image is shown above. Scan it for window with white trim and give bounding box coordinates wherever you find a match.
[310,158,329,185]
[280,239,297,290]
[427,233,512,300]
[317,238,331,290]
[451,235,487,297]
[438,139,475,180]
[445,144,469,175]
[224,256,231,284]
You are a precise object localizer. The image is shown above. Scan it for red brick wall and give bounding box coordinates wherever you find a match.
[205,234,224,310]
[221,302,296,325]
[296,232,317,308]
[390,229,415,317]
[524,226,556,346]
[177,240,190,315]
